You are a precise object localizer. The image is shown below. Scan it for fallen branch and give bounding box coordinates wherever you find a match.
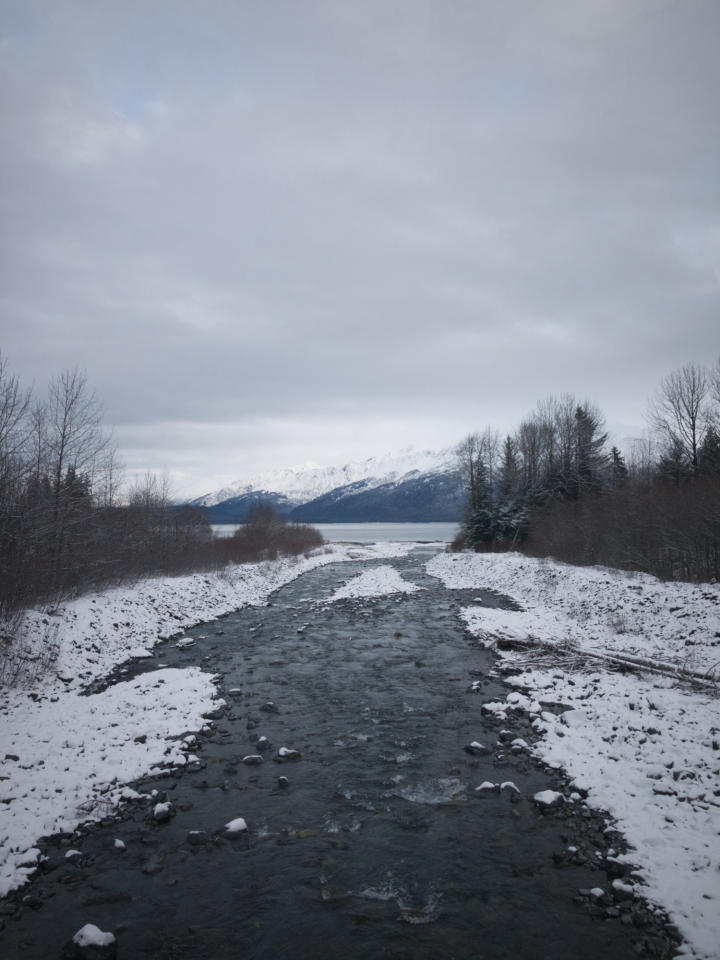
[487,633,719,690]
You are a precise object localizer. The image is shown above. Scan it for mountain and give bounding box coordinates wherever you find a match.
[289,471,464,523]
[190,447,464,523]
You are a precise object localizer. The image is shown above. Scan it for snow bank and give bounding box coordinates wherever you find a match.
[428,552,720,959]
[0,667,217,896]
[330,564,422,601]
[5,542,414,695]
[428,552,720,678]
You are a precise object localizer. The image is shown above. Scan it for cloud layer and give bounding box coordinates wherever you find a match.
[2,1,718,495]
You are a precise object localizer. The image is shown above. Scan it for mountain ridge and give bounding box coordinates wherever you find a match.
[190,446,456,508]
[188,447,464,523]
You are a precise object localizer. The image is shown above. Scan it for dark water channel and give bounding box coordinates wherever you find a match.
[1,548,679,960]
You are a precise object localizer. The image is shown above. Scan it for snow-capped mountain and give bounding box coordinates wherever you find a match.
[191,447,456,509]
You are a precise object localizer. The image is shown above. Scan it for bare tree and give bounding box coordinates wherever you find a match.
[0,352,31,470]
[647,362,710,473]
[45,369,113,588]
[46,368,109,493]
[710,355,720,419]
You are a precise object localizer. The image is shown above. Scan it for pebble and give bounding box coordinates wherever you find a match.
[276,747,301,762]
[242,755,264,765]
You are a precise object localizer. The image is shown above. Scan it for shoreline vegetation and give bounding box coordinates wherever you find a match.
[452,360,720,584]
[0,354,323,630]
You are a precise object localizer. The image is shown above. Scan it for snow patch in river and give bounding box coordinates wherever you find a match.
[330,565,422,601]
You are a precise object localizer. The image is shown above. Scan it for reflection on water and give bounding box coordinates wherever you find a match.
[212,521,460,543]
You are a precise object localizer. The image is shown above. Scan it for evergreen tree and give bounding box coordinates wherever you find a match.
[610,446,628,486]
[498,435,519,501]
[698,426,720,475]
[464,458,496,549]
[570,404,608,498]
[658,438,692,483]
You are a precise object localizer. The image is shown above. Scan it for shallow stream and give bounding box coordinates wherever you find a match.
[0,548,679,959]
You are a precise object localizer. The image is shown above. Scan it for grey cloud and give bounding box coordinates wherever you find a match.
[1,1,718,495]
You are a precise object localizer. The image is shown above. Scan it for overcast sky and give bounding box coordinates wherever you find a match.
[1,0,718,498]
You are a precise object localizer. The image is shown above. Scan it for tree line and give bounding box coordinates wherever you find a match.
[455,360,720,582]
[0,355,323,624]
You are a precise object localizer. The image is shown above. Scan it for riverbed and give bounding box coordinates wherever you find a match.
[0,548,679,959]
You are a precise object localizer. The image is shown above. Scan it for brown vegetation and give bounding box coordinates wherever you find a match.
[0,355,324,621]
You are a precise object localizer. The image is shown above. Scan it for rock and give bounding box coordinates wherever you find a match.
[4,753,19,762]
[612,879,636,902]
[141,854,164,875]
[278,776,290,789]
[475,781,498,794]
[500,781,521,801]
[113,839,125,851]
[187,830,210,846]
[255,736,271,751]
[152,802,173,823]
[175,637,195,649]
[603,857,631,879]
[242,755,264,765]
[533,790,564,807]
[62,923,117,959]
[133,735,147,744]
[464,742,490,756]
[276,747,301,762]
[224,817,248,834]
[260,701,279,713]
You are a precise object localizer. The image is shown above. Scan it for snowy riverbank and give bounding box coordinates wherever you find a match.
[427,552,720,960]
[0,542,412,898]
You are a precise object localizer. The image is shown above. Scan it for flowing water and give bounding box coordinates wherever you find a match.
[0,548,678,959]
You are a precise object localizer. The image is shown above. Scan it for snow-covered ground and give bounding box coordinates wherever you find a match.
[330,564,422,601]
[427,552,720,960]
[0,542,412,898]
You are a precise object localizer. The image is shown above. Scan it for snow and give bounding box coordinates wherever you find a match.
[0,541,409,899]
[428,551,720,959]
[192,446,455,507]
[0,666,216,896]
[330,565,422,601]
[72,923,116,947]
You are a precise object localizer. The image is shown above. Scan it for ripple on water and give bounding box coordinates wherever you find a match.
[391,776,467,804]
[356,871,443,924]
